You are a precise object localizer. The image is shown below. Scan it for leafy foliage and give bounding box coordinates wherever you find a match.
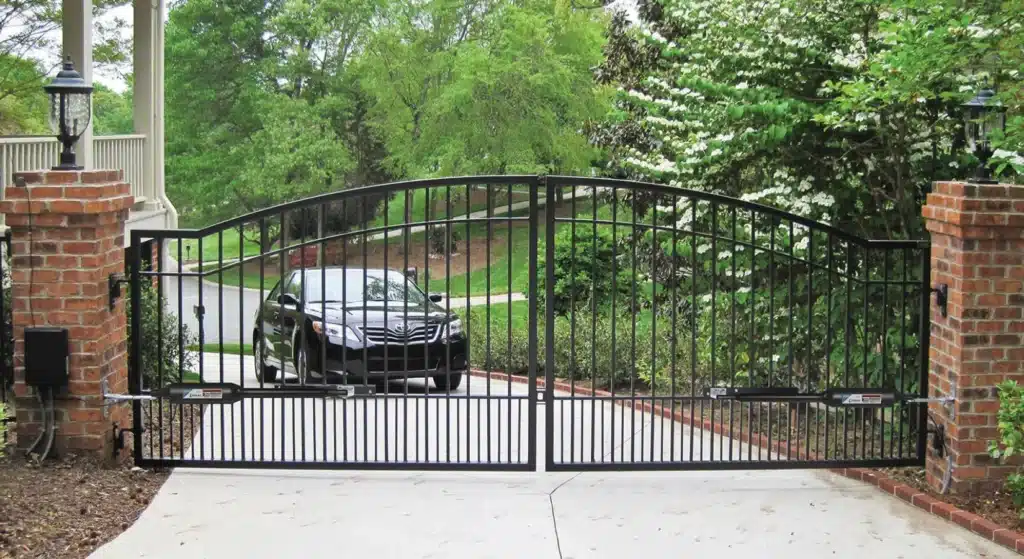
[127,281,197,389]
[539,223,635,316]
[594,0,1023,243]
[990,380,1024,518]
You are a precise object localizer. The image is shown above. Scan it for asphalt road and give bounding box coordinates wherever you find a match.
[163,255,262,345]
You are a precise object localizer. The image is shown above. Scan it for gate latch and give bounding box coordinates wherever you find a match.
[109,273,131,311]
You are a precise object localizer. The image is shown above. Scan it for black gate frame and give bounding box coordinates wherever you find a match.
[128,175,931,472]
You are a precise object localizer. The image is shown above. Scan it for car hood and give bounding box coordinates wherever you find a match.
[307,302,455,326]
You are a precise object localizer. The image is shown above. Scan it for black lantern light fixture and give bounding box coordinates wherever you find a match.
[962,85,1006,184]
[43,56,93,170]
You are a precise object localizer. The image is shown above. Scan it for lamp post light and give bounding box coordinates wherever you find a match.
[43,56,93,171]
[962,86,1006,184]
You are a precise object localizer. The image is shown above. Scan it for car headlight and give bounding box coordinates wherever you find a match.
[444,319,462,340]
[312,321,362,343]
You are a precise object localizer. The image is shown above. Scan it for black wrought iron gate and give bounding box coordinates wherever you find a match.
[128,176,930,471]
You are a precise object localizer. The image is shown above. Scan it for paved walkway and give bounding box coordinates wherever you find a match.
[91,353,1014,558]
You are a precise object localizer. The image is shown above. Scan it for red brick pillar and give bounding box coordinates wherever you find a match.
[923,180,1024,494]
[0,170,133,459]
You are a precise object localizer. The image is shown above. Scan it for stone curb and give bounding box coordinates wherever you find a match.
[466,369,1024,556]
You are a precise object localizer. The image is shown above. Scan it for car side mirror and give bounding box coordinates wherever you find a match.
[428,293,444,303]
[278,293,301,309]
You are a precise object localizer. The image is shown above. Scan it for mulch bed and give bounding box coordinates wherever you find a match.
[882,465,1024,532]
[0,401,204,558]
[0,455,167,559]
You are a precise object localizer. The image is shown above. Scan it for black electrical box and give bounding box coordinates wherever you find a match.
[24,327,70,387]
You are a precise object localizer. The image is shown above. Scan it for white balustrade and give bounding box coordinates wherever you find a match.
[0,134,149,214]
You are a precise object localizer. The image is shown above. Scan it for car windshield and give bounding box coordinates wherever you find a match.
[300,269,429,307]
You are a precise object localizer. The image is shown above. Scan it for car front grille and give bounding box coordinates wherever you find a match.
[359,323,441,344]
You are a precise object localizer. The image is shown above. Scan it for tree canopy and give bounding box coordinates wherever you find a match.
[593,0,1023,241]
[163,0,612,228]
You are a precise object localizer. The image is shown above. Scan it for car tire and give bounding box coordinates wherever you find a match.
[433,371,462,391]
[253,338,278,383]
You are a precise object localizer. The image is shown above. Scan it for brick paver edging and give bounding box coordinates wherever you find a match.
[832,467,1024,554]
[466,369,1024,555]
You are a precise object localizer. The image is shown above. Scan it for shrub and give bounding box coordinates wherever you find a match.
[551,306,695,392]
[990,380,1024,518]
[538,224,635,317]
[127,281,198,389]
[465,302,537,374]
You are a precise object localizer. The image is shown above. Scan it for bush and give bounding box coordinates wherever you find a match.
[538,224,635,317]
[990,380,1024,518]
[127,281,197,389]
[551,306,695,392]
[466,302,536,374]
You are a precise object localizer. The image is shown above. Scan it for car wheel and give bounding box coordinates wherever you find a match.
[253,338,277,383]
[433,371,462,391]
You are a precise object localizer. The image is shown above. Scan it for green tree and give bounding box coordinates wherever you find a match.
[92,81,134,135]
[164,0,390,240]
[361,0,611,177]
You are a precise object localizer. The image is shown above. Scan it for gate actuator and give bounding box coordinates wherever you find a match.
[102,380,376,404]
[707,386,955,409]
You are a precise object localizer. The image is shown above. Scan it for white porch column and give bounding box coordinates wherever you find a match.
[62,0,93,169]
[133,0,155,208]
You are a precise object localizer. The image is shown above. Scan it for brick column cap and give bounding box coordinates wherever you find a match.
[923,181,1024,240]
[0,170,133,216]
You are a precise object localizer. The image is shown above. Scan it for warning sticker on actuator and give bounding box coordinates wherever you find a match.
[841,393,882,405]
[183,388,225,400]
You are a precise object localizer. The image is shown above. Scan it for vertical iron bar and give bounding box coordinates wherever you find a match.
[917,247,930,462]
[710,204,718,462]
[631,195,638,464]
[787,221,794,461]
[844,246,853,460]
[670,197,679,462]
[806,232,814,459]
[592,189,599,463]
[319,204,328,462]
[129,233,144,465]
[825,234,833,460]
[533,176,544,471]
[177,238,186,460]
[612,188,619,463]
[259,219,267,461]
[730,207,737,462]
[689,199,697,463]
[650,204,658,462]
[767,219,775,460]
[899,248,908,458]
[570,185,577,464]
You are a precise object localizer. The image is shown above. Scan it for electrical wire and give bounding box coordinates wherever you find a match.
[24,388,46,457]
[39,387,55,460]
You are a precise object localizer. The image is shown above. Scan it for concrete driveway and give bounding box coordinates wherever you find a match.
[91,354,1014,559]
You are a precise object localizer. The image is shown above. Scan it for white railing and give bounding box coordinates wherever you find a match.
[1,134,149,204]
[95,134,148,204]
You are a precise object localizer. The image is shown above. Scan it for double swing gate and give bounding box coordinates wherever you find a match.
[127,176,932,471]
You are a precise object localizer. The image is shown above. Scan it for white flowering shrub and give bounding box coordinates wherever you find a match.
[582,0,1024,399]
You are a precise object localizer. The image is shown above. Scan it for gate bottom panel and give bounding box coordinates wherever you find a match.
[138,391,533,469]
[547,396,925,469]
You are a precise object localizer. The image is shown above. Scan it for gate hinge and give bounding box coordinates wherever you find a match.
[109,273,131,311]
[932,283,948,318]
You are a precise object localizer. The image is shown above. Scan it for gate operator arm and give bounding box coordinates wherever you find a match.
[707,386,954,408]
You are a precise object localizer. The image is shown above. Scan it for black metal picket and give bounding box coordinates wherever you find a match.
[127,176,930,471]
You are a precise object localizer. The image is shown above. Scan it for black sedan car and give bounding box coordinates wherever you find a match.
[252,267,467,390]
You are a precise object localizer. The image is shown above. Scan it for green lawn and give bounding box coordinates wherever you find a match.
[169,234,263,264]
[203,263,282,291]
[424,224,532,297]
[370,186,530,230]
[187,342,253,356]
